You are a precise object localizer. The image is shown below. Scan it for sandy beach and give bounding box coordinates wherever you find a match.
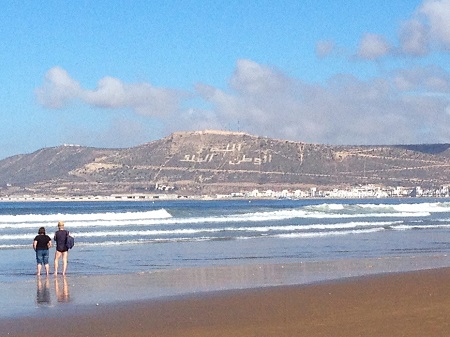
[3,198,450,336]
[2,267,450,337]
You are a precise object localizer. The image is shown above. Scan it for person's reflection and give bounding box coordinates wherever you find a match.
[36,276,51,305]
[55,276,70,303]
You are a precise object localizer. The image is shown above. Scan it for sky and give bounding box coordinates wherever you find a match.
[1,0,450,159]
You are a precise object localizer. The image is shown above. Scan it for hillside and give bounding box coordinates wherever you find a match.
[0,130,450,196]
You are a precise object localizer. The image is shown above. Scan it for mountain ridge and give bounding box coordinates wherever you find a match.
[1,130,450,196]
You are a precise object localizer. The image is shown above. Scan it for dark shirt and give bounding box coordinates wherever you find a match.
[34,234,51,250]
[54,230,69,252]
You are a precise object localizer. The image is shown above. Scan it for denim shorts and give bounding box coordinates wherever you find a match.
[36,249,49,265]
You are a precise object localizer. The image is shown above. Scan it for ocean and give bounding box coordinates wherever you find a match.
[2,197,450,279]
[2,197,450,317]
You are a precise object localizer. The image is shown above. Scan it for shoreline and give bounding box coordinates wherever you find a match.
[2,255,450,317]
[0,194,448,203]
[2,266,450,336]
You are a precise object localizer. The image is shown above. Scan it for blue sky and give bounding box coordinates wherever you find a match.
[1,0,450,159]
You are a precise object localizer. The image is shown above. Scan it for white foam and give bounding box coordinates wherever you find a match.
[276,227,385,238]
[0,209,172,229]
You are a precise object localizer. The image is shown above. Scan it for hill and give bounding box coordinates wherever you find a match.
[0,130,450,197]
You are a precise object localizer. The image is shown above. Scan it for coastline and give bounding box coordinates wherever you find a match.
[2,266,450,336]
[3,255,450,318]
[2,198,450,336]
[1,194,449,203]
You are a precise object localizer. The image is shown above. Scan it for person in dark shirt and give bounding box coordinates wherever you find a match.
[33,227,52,276]
[54,221,69,275]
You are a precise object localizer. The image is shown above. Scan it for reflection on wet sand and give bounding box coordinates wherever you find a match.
[35,276,71,307]
[36,276,51,305]
[55,276,70,303]
[27,256,450,312]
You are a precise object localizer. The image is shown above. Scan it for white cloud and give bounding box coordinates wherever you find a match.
[35,67,81,108]
[398,19,429,56]
[326,0,450,60]
[357,33,391,60]
[36,67,184,116]
[392,66,450,92]
[398,0,450,56]
[229,59,289,95]
[420,0,450,49]
[37,60,450,146]
[195,59,450,145]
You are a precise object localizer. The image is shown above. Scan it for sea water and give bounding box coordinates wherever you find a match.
[2,198,450,317]
[2,198,450,279]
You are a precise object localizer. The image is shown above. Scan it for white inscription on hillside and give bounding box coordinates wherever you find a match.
[180,143,272,165]
[180,154,215,163]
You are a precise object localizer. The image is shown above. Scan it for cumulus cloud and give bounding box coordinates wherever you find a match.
[398,19,429,56]
[37,59,450,146]
[36,67,184,116]
[194,59,450,145]
[398,0,450,56]
[419,0,450,49]
[328,0,450,60]
[36,67,82,108]
[392,66,450,92]
[356,33,391,60]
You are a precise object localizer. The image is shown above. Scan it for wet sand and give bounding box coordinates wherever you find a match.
[2,267,450,337]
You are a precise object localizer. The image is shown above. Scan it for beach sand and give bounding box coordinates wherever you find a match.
[2,267,450,337]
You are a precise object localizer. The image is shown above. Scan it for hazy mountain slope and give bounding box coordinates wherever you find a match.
[0,130,449,196]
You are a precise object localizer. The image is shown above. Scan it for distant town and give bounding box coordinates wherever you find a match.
[1,184,449,202]
[2,130,450,202]
[218,184,449,199]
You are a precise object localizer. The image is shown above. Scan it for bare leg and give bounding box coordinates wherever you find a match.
[62,251,68,275]
[37,263,42,276]
[44,263,50,276]
[54,251,61,275]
